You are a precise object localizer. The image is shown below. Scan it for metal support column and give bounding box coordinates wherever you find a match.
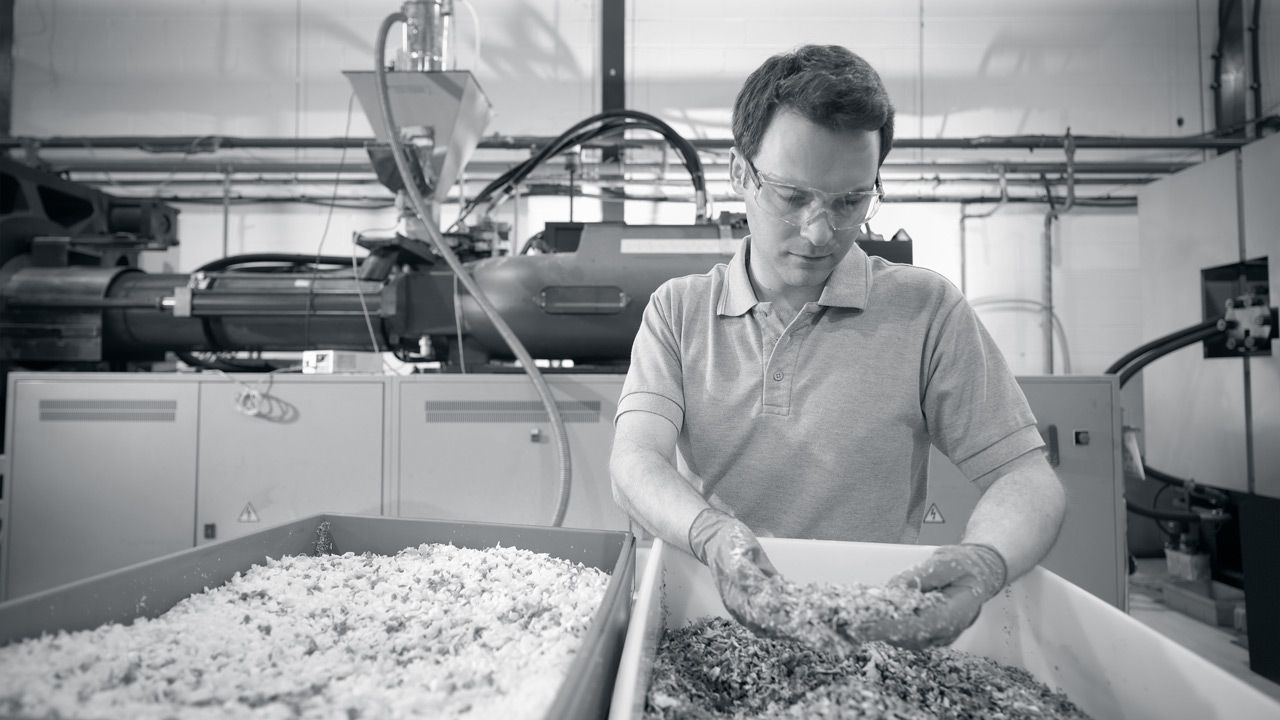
[600,0,625,222]
[1212,0,1248,144]
[0,0,14,138]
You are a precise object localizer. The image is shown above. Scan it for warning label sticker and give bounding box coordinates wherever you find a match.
[923,503,946,524]
[237,502,261,523]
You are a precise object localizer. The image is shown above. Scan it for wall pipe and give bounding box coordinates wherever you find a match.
[958,166,1008,295]
[0,133,1253,151]
[38,158,1197,177]
[99,190,1141,207]
[86,174,1162,188]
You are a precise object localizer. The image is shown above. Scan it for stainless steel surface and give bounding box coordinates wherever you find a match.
[397,374,629,531]
[1137,149,1252,494]
[3,377,198,600]
[918,376,1127,608]
[195,378,385,545]
[345,70,492,200]
[1241,133,1280,500]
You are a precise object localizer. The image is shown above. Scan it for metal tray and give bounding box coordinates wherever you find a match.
[0,513,635,720]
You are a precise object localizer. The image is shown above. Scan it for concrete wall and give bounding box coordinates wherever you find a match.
[12,0,1274,373]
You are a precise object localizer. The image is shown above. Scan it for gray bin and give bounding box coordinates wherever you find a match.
[0,513,635,720]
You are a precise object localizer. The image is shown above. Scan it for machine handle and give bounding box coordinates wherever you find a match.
[534,286,629,315]
[1040,424,1060,467]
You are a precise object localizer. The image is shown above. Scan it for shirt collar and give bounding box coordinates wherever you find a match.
[718,237,758,317]
[817,240,872,311]
[717,236,873,317]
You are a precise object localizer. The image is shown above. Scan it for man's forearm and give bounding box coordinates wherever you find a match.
[610,441,712,555]
[960,450,1066,582]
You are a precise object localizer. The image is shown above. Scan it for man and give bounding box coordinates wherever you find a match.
[610,45,1066,649]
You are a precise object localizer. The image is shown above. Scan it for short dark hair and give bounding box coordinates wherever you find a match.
[732,45,895,166]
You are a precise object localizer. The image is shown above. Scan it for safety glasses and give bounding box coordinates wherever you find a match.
[742,157,883,231]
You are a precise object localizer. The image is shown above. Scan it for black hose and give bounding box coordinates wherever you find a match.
[1118,324,1225,388]
[1125,498,1201,523]
[194,253,351,274]
[1104,318,1223,375]
[175,351,278,372]
[1144,463,1231,505]
[456,109,708,225]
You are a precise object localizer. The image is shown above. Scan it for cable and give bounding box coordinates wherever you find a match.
[457,0,481,68]
[970,297,1073,374]
[1149,483,1179,539]
[1126,498,1201,523]
[304,91,357,350]
[212,365,303,422]
[193,253,352,274]
[1104,318,1223,375]
[452,272,467,373]
[452,110,708,229]
[376,11,571,526]
[1117,324,1225,388]
[1144,464,1229,505]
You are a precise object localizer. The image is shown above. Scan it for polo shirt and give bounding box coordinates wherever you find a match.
[615,237,1044,543]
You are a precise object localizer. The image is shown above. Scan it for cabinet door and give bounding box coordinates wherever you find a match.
[196,379,384,545]
[922,378,1125,608]
[398,376,629,530]
[6,379,198,600]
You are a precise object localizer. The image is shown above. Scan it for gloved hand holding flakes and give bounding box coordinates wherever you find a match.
[747,574,950,656]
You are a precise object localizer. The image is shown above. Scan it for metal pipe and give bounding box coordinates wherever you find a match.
[0,133,1252,151]
[221,171,232,256]
[109,190,1141,207]
[41,158,1198,176]
[958,167,1009,295]
[1042,209,1056,374]
[86,173,1161,189]
[1040,174,1059,375]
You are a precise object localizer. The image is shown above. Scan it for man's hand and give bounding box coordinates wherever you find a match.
[687,507,781,635]
[873,544,1008,649]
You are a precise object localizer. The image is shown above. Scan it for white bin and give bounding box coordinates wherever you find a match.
[610,538,1280,720]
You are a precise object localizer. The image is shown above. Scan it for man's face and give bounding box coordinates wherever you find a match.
[731,110,881,300]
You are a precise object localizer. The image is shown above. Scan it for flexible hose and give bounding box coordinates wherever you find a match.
[375,12,571,527]
[1104,317,1223,375]
[1125,498,1202,523]
[457,109,707,226]
[1117,323,1225,388]
[1143,463,1230,505]
[194,253,352,273]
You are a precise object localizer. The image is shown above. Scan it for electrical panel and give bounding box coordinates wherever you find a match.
[919,376,1126,609]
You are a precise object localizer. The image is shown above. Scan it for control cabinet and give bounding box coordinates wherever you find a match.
[919,376,1126,608]
[195,378,385,545]
[4,377,199,599]
[396,374,629,531]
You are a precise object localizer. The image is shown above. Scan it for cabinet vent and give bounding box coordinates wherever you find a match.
[39,399,178,423]
[425,400,601,424]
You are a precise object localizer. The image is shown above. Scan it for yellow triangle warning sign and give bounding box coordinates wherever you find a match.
[923,503,945,524]
[237,502,261,523]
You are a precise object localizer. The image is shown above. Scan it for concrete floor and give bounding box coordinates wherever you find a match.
[1128,559,1280,703]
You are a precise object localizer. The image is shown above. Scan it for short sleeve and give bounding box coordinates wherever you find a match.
[922,297,1044,482]
[615,285,686,431]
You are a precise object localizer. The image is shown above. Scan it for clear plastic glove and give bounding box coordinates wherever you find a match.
[687,507,782,635]
[873,543,1008,650]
